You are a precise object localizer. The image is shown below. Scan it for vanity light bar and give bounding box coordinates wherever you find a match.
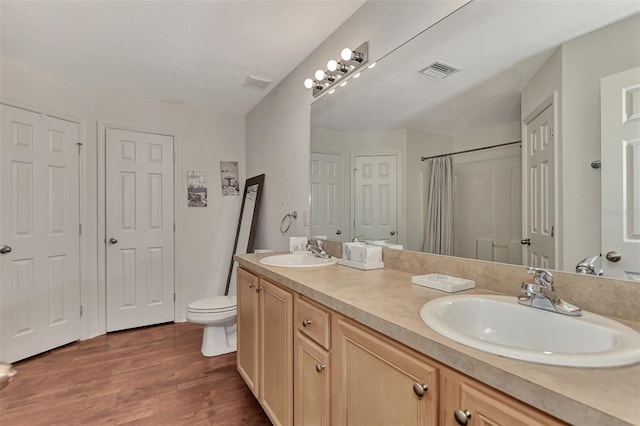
[304,42,369,97]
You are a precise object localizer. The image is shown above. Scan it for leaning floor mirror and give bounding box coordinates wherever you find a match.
[224,174,265,296]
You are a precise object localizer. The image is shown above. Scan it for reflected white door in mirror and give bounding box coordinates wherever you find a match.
[187,174,265,356]
[601,67,640,281]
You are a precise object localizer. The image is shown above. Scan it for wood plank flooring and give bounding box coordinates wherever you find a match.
[0,323,271,425]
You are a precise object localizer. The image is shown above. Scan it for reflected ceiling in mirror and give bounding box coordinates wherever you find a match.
[312,1,638,136]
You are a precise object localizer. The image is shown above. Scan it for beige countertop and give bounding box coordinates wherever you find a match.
[235,252,640,426]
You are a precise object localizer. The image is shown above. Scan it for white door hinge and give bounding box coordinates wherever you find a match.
[80,305,83,317]
[77,141,83,154]
[79,224,82,236]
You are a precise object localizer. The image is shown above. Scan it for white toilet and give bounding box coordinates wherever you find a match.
[186,295,237,357]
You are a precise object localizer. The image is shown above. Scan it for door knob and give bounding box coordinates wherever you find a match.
[302,319,312,327]
[605,251,622,262]
[315,363,325,372]
[109,237,118,244]
[0,245,12,254]
[390,231,396,236]
[520,238,531,246]
[336,229,342,235]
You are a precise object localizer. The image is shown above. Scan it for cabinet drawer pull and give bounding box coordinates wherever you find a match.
[454,409,472,425]
[302,319,312,327]
[315,363,325,372]
[255,286,262,293]
[249,283,255,288]
[412,382,428,398]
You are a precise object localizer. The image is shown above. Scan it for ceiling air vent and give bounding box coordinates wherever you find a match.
[242,75,272,90]
[419,61,460,79]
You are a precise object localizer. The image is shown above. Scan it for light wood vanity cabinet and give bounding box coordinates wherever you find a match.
[238,266,566,426]
[237,268,293,426]
[294,296,331,426]
[439,367,567,426]
[332,316,439,425]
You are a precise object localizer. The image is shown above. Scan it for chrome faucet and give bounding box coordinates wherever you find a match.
[518,267,582,316]
[352,235,365,242]
[307,239,331,259]
[576,255,604,276]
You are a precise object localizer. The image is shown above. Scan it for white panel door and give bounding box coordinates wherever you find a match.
[310,152,345,239]
[0,104,80,363]
[601,67,640,281]
[354,155,398,243]
[105,128,174,332]
[524,104,555,269]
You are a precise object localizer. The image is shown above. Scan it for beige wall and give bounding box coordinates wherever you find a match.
[1,56,245,336]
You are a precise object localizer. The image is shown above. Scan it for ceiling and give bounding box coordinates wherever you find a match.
[311,0,640,137]
[0,0,365,115]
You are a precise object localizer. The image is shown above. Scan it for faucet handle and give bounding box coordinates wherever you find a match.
[527,267,554,289]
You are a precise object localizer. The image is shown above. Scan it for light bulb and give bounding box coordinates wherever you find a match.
[340,80,348,87]
[328,89,336,94]
[303,78,313,89]
[341,48,352,61]
[327,60,338,72]
[353,72,361,79]
[368,62,377,69]
[315,69,325,81]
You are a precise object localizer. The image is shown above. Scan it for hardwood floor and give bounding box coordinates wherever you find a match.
[0,323,271,425]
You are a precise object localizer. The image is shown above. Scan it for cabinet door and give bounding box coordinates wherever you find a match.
[259,279,293,426]
[295,331,330,426]
[237,268,260,396]
[440,368,566,426]
[332,317,438,426]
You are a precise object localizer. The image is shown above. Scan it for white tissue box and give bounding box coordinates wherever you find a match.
[350,245,382,264]
[342,242,366,260]
[411,274,475,292]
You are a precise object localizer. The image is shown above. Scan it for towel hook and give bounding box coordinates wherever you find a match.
[280,211,298,233]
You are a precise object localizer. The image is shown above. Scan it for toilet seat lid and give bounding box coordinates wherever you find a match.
[188,295,237,312]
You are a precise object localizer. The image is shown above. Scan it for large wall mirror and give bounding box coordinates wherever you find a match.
[310,1,640,280]
[225,174,265,295]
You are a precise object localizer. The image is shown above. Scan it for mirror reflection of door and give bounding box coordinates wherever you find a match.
[601,66,640,281]
[353,154,398,243]
[310,152,345,239]
[523,103,556,269]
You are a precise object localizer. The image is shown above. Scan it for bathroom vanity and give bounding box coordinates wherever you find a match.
[234,252,640,426]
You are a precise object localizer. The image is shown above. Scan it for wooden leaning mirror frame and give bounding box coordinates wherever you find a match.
[224,174,265,295]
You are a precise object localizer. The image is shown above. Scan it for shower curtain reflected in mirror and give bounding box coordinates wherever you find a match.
[423,156,453,255]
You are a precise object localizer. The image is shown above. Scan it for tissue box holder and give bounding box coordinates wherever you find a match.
[411,274,475,292]
[338,258,384,270]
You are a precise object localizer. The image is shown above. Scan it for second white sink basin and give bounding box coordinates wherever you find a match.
[420,295,640,367]
[260,252,338,268]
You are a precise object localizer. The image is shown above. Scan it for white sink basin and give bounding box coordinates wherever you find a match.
[259,252,338,268]
[420,295,640,367]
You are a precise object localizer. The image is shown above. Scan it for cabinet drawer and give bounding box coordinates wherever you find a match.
[295,297,331,350]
